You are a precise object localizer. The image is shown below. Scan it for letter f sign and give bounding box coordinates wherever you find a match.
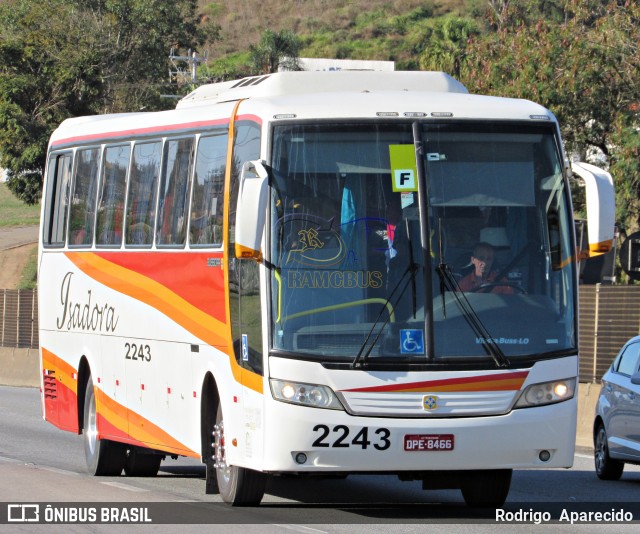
[393,169,417,192]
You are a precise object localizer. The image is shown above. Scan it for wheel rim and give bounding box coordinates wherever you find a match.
[214,419,231,485]
[595,426,607,472]
[85,389,98,457]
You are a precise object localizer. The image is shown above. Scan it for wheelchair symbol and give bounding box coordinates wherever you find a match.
[241,334,249,361]
[400,329,424,355]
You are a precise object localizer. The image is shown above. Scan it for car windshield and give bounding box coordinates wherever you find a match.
[268,122,576,365]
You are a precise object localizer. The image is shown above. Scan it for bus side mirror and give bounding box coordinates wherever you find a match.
[571,162,615,258]
[235,160,268,261]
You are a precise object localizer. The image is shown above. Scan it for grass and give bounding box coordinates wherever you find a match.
[0,183,41,228]
[201,0,467,69]
[18,245,38,290]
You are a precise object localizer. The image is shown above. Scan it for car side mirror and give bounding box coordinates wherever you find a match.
[631,372,640,386]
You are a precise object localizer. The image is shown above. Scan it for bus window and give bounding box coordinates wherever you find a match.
[96,145,130,247]
[157,137,194,247]
[69,148,100,247]
[43,153,73,247]
[190,132,227,247]
[126,141,161,247]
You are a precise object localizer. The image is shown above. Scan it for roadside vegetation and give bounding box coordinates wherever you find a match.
[0,0,638,236]
[0,184,40,228]
[18,246,38,290]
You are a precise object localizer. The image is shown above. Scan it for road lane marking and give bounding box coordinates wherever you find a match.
[39,466,80,476]
[272,525,328,534]
[100,481,150,492]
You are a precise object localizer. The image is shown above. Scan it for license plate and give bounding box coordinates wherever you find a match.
[404,434,454,451]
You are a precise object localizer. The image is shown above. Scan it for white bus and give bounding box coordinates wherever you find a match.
[38,71,615,506]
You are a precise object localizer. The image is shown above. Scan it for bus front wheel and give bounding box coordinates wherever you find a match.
[83,375,126,476]
[214,403,266,505]
[461,469,511,507]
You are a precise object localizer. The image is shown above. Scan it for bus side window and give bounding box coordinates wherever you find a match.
[96,145,130,247]
[43,153,73,247]
[190,131,227,247]
[126,141,162,247]
[157,137,194,247]
[69,148,100,247]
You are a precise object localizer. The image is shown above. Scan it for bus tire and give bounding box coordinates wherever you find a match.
[214,403,266,506]
[460,469,511,507]
[124,451,162,477]
[83,375,126,476]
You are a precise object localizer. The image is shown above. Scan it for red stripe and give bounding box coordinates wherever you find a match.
[342,371,529,393]
[93,251,227,323]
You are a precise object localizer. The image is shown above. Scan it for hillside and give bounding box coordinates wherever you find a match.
[201,0,469,72]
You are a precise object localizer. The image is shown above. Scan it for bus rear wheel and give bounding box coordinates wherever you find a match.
[460,469,512,507]
[124,451,162,477]
[214,403,266,506]
[83,376,126,476]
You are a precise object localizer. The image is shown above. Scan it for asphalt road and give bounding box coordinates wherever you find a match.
[1,386,640,532]
[0,225,38,251]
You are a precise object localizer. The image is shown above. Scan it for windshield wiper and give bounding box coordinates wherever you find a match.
[436,263,511,368]
[352,218,420,369]
[350,261,418,369]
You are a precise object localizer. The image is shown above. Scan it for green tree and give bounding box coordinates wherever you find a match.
[249,30,302,75]
[462,0,640,233]
[0,0,214,204]
[419,15,480,79]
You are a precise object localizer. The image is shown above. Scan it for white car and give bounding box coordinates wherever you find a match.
[594,336,640,479]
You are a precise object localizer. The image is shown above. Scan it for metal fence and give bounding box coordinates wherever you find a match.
[578,284,640,383]
[0,289,38,349]
[1,285,639,382]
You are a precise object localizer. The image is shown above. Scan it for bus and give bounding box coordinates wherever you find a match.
[38,71,615,507]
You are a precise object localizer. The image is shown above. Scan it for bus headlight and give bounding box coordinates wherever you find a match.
[270,379,344,410]
[513,378,576,408]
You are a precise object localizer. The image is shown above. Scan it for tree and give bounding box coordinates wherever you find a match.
[0,0,214,204]
[461,0,640,233]
[249,30,302,75]
[419,15,480,79]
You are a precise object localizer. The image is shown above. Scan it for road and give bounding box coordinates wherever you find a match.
[0,225,38,251]
[1,385,640,532]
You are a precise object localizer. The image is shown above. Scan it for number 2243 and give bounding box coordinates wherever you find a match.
[124,342,151,362]
[312,424,391,450]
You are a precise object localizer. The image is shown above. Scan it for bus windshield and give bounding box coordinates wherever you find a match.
[269,122,575,365]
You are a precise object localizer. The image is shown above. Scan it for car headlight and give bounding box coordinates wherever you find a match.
[513,378,576,409]
[270,379,344,410]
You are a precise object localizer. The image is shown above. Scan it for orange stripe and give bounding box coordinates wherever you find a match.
[391,377,526,393]
[589,239,613,255]
[41,347,78,395]
[65,250,263,394]
[66,252,228,349]
[95,387,199,457]
[343,371,529,393]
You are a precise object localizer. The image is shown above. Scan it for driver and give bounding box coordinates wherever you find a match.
[458,242,514,294]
